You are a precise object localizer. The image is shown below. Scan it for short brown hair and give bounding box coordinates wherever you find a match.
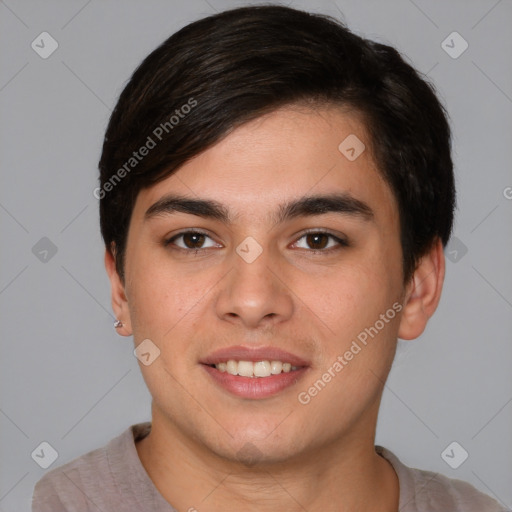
[98,4,455,283]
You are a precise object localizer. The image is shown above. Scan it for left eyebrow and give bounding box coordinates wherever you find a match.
[276,193,374,224]
[144,192,374,224]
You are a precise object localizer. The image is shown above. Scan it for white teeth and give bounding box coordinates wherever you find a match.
[254,360,271,377]
[215,359,300,377]
[270,360,282,374]
[237,360,254,377]
[226,360,238,376]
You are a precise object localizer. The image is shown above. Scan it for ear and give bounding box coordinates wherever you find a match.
[398,237,445,340]
[104,245,132,336]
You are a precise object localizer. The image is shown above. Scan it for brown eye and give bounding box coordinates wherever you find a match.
[182,232,206,249]
[305,233,329,250]
[293,231,348,252]
[165,231,220,251]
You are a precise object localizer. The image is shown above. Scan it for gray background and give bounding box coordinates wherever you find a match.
[1,0,511,510]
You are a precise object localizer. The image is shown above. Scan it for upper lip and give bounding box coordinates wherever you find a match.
[201,345,310,367]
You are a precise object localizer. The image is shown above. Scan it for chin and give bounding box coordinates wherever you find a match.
[205,428,308,468]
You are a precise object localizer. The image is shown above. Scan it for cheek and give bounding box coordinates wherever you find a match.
[126,249,204,338]
[308,260,399,332]
[306,264,402,383]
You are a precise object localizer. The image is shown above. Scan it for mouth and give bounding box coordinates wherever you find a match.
[200,346,310,399]
[207,359,301,378]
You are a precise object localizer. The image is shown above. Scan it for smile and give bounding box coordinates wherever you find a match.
[201,346,310,399]
[210,360,301,378]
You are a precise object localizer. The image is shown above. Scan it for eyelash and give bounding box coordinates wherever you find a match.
[163,229,349,256]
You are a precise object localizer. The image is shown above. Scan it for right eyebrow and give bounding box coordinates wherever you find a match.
[145,195,230,223]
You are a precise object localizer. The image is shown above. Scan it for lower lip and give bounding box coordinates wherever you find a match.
[202,364,308,399]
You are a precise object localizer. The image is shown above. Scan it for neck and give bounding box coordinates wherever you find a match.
[136,407,399,511]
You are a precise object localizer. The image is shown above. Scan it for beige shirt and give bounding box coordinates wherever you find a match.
[32,422,508,512]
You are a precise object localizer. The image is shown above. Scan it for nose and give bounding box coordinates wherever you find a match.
[215,242,294,330]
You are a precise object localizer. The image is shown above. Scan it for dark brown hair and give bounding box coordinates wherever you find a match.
[98,4,455,283]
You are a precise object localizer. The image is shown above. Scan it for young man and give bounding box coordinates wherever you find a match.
[32,4,507,511]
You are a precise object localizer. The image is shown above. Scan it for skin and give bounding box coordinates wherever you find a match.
[106,104,445,511]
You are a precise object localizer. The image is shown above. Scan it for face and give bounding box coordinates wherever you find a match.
[111,105,413,464]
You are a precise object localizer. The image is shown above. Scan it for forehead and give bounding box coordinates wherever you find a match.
[132,105,398,226]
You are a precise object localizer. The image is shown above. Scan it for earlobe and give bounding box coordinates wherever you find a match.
[397,238,446,341]
[104,247,133,336]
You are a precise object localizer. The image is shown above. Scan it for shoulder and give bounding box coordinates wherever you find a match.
[32,441,112,512]
[32,423,151,512]
[377,446,509,512]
